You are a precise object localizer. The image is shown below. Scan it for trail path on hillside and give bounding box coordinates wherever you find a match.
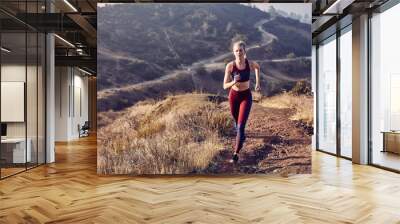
[205,102,312,175]
[98,18,277,100]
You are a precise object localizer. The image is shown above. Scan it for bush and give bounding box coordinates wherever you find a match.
[290,80,312,96]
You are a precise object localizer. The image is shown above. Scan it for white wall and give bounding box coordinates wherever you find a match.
[55,67,89,141]
[73,73,89,138]
[1,65,26,81]
[55,66,70,141]
[1,63,46,164]
[1,65,26,138]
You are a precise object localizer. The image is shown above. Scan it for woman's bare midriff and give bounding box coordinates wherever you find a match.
[232,80,250,91]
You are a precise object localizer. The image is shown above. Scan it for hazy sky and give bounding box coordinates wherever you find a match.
[245,3,311,17]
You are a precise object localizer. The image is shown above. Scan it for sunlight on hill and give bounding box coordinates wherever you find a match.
[260,92,313,126]
[98,93,232,175]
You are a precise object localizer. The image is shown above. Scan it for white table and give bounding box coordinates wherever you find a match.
[1,138,31,163]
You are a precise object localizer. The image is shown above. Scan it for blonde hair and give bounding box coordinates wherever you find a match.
[232,40,246,51]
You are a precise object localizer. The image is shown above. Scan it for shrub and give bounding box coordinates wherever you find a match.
[97,93,232,174]
[290,80,312,96]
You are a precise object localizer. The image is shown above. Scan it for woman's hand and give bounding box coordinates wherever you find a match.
[251,61,261,92]
[233,74,241,83]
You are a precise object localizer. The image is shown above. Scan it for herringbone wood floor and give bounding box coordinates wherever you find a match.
[1,135,400,223]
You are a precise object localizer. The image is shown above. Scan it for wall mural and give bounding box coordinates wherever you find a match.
[97,3,313,175]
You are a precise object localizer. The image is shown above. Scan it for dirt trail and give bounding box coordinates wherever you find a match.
[98,18,277,99]
[205,103,311,175]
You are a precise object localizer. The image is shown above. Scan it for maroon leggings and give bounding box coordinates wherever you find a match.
[229,88,252,153]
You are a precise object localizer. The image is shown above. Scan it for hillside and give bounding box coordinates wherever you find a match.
[98,3,270,91]
[97,3,312,113]
[97,92,312,175]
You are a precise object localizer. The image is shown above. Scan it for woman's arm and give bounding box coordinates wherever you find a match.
[251,61,261,91]
[223,62,237,90]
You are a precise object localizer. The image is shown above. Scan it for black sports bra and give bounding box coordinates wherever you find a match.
[231,59,250,82]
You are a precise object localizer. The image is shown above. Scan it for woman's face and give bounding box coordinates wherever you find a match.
[233,44,245,60]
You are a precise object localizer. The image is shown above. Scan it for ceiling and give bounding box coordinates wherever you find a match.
[1,0,97,74]
[0,0,392,75]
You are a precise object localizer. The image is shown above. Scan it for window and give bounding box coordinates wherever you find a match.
[370,2,400,171]
[317,35,337,154]
[0,2,46,179]
[339,27,352,158]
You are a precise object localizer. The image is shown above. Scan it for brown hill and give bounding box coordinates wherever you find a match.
[97,63,311,113]
[98,4,311,92]
[97,92,312,175]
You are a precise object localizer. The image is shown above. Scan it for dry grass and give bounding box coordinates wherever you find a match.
[97,93,232,175]
[260,92,313,126]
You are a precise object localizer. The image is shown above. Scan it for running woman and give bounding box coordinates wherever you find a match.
[223,41,261,163]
